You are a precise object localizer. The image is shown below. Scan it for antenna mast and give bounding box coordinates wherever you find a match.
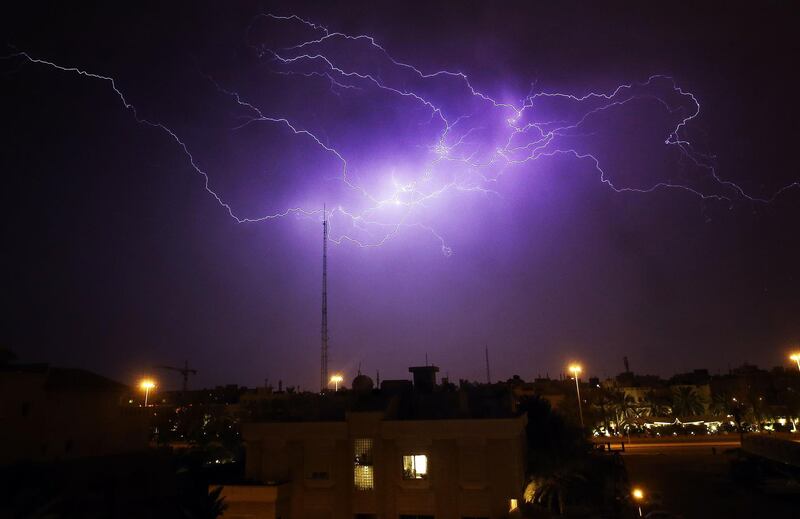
[321,206,329,393]
[485,345,491,384]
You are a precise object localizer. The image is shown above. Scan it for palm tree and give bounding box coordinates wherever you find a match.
[671,386,706,418]
[182,486,227,519]
[710,391,733,418]
[589,387,614,431]
[526,468,588,515]
[608,390,637,425]
[642,389,672,417]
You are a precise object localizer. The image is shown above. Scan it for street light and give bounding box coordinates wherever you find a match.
[790,352,800,372]
[139,378,156,407]
[330,374,344,391]
[631,487,645,517]
[568,363,584,428]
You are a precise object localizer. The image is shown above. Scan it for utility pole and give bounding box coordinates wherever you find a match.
[320,205,329,393]
[485,345,491,384]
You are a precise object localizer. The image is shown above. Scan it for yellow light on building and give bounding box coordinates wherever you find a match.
[509,498,518,511]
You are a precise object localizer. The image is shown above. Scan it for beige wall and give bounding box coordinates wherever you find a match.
[216,484,290,519]
[231,414,527,519]
[0,371,148,464]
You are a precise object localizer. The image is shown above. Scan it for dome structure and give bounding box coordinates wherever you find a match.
[352,374,374,392]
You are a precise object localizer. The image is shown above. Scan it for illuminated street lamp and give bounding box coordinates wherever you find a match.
[790,352,800,372]
[568,363,584,428]
[631,487,645,517]
[139,378,156,407]
[330,374,344,391]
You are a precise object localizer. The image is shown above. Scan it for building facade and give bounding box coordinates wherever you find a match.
[222,409,527,519]
[0,364,149,464]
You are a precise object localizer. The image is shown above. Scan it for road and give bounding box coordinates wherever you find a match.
[616,438,799,518]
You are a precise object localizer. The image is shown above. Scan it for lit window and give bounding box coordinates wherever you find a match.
[509,498,518,511]
[402,454,428,479]
[354,439,374,490]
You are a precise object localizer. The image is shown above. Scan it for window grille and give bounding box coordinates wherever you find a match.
[353,439,374,490]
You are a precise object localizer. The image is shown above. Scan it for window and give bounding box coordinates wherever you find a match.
[353,439,374,490]
[402,454,428,479]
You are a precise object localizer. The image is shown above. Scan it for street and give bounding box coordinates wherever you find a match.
[619,438,799,518]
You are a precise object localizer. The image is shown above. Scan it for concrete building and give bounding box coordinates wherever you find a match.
[0,364,149,464]
[221,367,528,519]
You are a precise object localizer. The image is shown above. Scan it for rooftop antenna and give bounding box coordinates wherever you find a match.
[320,205,329,393]
[425,353,428,366]
[624,356,630,373]
[485,345,491,384]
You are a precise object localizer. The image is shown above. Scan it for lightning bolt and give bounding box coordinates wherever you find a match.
[4,12,798,255]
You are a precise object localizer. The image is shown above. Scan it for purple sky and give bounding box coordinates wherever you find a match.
[3,1,799,390]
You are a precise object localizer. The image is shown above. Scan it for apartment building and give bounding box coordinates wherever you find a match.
[220,367,527,519]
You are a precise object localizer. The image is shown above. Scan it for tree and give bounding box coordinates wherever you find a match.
[642,389,672,417]
[181,486,227,519]
[526,469,588,515]
[588,387,614,431]
[710,391,733,418]
[518,396,590,476]
[671,386,706,417]
[518,396,598,515]
[607,389,637,425]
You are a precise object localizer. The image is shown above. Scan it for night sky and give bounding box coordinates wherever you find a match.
[2,1,798,391]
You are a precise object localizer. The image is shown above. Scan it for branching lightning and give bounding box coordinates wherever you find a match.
[4,12,798,255]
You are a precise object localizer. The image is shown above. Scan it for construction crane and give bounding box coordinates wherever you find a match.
[158,360,197,392]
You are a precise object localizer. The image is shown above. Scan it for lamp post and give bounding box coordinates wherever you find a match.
[568,364,584,428]
[139,378,156,407]
[631,487,645,517]
[330,374,343,391]
[790,352,800,372]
